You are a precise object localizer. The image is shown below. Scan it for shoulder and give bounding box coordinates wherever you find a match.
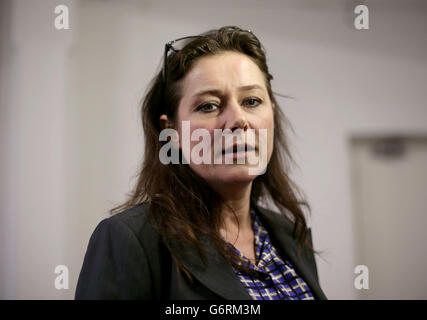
[103,202,150,229]
[75,202,166,299]
[94,202,166,267]
[96,202,161,247]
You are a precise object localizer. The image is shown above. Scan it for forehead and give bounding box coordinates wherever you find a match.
[179,51,267,95]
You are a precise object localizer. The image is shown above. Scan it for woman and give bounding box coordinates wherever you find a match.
[75,26,327,300]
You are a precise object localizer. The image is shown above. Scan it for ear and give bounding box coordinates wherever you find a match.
[159,114,169,129]
[159,114,179,148]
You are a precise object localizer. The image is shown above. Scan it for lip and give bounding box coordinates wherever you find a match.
[222,143,257,155]
[223,150,257,160]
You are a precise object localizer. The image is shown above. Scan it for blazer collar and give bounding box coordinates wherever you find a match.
[253,203,327,300]
[167,228,251,299]
[167,201,327,300]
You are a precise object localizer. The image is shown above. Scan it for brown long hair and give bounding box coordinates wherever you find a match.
[110,26,313,281]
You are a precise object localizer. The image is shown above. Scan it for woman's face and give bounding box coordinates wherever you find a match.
[175,51,274,191]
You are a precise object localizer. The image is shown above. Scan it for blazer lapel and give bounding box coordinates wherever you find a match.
[254,203,327,300]
[167,234,251,300]
[167,202,327,300]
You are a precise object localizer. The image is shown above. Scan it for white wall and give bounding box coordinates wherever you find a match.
[1,0,426,299]
[351,137,427,299]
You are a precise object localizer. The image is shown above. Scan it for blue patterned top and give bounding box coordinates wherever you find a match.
[227,207,315,300]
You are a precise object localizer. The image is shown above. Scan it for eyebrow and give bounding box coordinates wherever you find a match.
[192,84,265,98]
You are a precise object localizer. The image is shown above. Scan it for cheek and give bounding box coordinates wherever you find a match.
[268,117,275,156]
[257,113,274,160]
[255,113,274,139]
[268,116,274,145]
[178,120,216,165]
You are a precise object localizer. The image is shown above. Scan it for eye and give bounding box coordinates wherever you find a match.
[243,98,262,107]
[196,102,219,113]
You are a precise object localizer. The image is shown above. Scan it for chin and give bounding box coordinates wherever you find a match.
[208,166,257,184]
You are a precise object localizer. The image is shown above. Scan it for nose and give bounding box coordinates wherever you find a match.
[223,99,249,132]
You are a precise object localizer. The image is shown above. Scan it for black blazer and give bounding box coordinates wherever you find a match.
[75,202,327,300]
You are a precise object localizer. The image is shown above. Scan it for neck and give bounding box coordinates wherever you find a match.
[212,181,253,236]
